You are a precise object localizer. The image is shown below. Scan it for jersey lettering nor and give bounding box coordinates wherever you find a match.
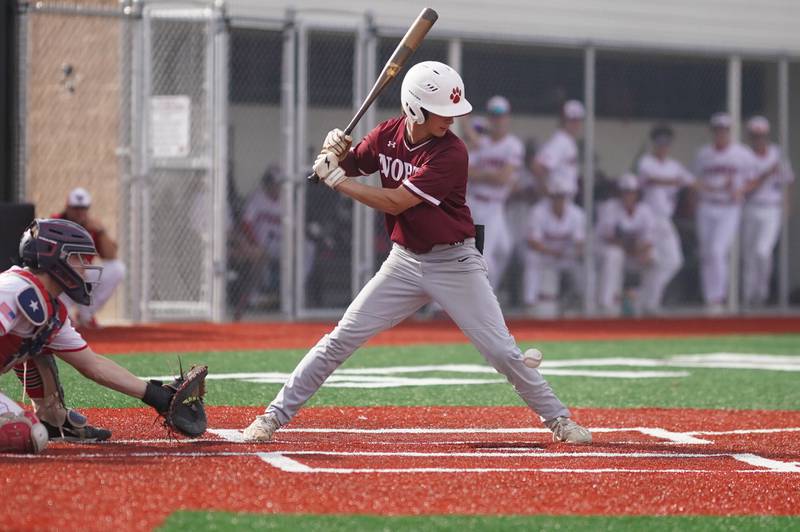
[378,154,421,182]
[340,116,476,253]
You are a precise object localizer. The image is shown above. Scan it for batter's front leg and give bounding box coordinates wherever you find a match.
[424,246,570,422]
[267,252,429,425]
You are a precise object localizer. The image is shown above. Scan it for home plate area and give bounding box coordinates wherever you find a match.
[206,406,800,476]
[5,405,800,520]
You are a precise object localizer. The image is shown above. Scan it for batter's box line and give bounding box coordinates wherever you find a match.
[210,426,800,445]
[256,450,800,475]
[5,449,799,474]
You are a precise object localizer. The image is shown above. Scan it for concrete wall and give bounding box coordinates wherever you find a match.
[218,0,800,57]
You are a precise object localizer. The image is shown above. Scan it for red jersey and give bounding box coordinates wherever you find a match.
[340,116,475,253]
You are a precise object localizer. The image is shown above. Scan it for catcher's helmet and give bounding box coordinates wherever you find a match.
[19,218,102,305]
[401,61,472,125]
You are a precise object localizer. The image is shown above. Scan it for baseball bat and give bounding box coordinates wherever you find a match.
[308,7,438,183]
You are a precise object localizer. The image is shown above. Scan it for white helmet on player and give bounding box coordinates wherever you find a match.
[401,61,472,124]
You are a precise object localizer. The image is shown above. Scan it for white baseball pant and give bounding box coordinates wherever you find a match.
[468,197,513,289]
[523,249,582,311]
[267,240,571,425]
[638,216,683,313]
[596,245,657,314]
[742,203,782,306]
[696,202,742,305]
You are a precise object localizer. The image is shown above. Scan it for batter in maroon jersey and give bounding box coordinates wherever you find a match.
[340,115,475,253]
[243,61,591,444]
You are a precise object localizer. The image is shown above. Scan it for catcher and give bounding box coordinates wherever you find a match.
[0,219,207,454]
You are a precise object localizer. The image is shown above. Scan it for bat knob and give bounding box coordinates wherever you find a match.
[307,172,321,184]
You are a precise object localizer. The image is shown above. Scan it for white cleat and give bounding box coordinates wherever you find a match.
[242,413,281,442]
[546,416,593,444]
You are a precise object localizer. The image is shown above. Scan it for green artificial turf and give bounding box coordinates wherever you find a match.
[158,512,800,532]
[2,334,798,411]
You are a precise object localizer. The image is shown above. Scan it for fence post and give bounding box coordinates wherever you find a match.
[210,2,228,322]
[726,55,742,314]
[777,58,790,310]
[281,9,297,318]
[14,0,29,202]
[294,19,308,316]
[582,45,596,316]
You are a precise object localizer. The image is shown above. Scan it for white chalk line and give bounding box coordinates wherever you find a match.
[7,445,800,475]
[210,426,800,446]
[5,449,799,474]
[7,426,798,475]
[92,426,800,447]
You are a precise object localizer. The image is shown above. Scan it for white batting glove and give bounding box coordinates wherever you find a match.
[322,128,352,160]
[313,151,349,190]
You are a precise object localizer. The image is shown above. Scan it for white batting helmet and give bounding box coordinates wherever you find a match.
[401,61,472,124]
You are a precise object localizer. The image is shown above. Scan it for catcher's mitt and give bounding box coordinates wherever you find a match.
[144,364,208,438]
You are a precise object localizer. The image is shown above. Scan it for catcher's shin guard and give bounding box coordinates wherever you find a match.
[15,354,68,426]
[14,355,111,442]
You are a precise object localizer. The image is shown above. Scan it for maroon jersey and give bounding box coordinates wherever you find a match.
[340,116,476,253]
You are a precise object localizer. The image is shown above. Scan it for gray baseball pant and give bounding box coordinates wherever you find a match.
[267,239,570,425]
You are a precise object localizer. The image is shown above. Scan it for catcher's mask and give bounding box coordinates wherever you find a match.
[19,218,103,305]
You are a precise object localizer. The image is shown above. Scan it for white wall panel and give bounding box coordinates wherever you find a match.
[213,0,799,56]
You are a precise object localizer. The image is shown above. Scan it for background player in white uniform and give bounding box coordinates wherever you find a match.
[466,95,525,289]
[693,112,754,314]
[741,116,795,306]
[595,174,657,315]
[1,219,207,452]
[243,62,591,445]
[636,124,695,314]
[533,100,585,198]
[522,175,585,317]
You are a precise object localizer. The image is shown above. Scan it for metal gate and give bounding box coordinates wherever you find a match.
[128,4,227,322]
[290,12,377,318]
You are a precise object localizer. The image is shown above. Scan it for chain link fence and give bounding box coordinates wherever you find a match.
[14,3,800,322]
[297,29,357,314]
[594,51,728,314]
[226,25,284,320]
[16,2,127,323]
[460,42,585,313]
[144,16,212,315]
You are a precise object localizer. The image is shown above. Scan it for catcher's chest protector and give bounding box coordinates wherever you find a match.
[0,270,66,374]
